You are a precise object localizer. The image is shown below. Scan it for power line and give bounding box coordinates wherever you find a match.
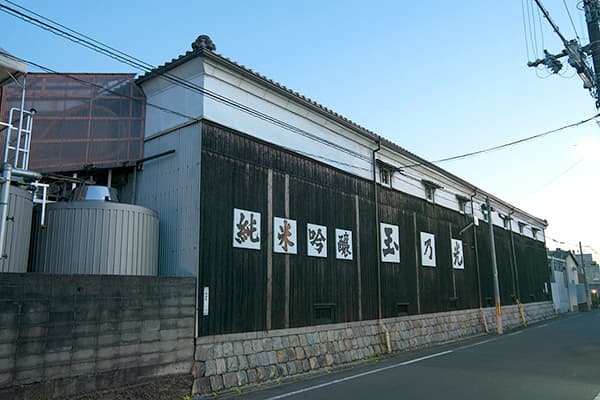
[0,2,373,164]
[1,51,375,175]
[522,0,532,61]
[0,51,198,122]
[547,237,600,257]
[563,0,581,42]
[531,157,585,193]
[2,0,596,210]
[403,113,600,169]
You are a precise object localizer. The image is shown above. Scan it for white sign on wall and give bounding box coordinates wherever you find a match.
[274,217,297,254]
[233,208,261,250]
[451,238,464,269]
[307,223,327,257]
[420,232,436,267]
[335,229,353,260]
[380,223,400,263]
[202,287,209,316]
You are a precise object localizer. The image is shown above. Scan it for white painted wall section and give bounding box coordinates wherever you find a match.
[142,58,205,137]
[202,60,374,180]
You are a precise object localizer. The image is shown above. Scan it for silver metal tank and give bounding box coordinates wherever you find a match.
[30,201,159,275]
[0,186,33,273]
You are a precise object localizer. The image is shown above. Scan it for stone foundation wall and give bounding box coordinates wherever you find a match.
[192,302,555,395]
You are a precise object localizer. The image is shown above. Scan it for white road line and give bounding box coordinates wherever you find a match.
[264,329,540,400]
[454,338,498,351]
[263,350,453,400]
[398,350,454,365]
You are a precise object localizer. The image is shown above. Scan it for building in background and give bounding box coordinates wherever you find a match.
[579,253,600,304]
[548,249,582,312]
[0,73,145,200]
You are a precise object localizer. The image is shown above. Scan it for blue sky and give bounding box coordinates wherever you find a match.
[2,0,599,260]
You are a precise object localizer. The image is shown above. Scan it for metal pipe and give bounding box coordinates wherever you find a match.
[11,168,41,181]
[107,169,112,188]
[486,196,503,334]
[508,210,520,301]
[371,139,391,352]
[14,76,27,169]
[579,241,592,308]
[470,191,483,309]
[0,164,12,259]
[372,139,382,319]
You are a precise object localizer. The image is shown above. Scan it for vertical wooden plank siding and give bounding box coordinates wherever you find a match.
[413,212,421,314]
[284,174,290,328]
[198,121,551,336]
[266,169,273,330]
[355,194,362,320]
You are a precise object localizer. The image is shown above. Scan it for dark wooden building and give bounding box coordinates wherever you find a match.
[133,35,551,336]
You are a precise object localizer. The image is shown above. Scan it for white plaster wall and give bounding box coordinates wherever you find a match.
[202,60,374,180]
[142,58,205,137]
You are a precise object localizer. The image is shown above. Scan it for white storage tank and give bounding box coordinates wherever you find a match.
[0,186,34,273]
[30,200,159,275]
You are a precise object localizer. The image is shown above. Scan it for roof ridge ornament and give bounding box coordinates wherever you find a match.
[191,35,216,52]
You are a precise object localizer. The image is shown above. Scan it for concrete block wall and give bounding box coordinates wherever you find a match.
[192,302,555,396]
[0,273,196,399]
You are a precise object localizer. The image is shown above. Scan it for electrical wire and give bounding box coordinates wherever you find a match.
[528,0,540,58]
[402,113,600,168]
[537,2,545,54]
[1,51,374,175]
[522,0,532,61]
[0,2,373,164]
[584,245,600,255]
[531,157,585,192]
[563,0,581,42]
[1,0,595,221]
[548,237,600,258]
[0,51,198,122]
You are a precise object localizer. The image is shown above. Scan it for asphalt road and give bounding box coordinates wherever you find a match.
[232,311,600,400]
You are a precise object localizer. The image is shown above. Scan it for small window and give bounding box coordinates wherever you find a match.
[449,297,458,310]
[314,303,335,324]
[518,222,526,235]
[380,168,390,186]
[422,180,442,203]
[375,160,397,188]
[499,214,511,229]
[397,302,410,316]
[532,227,540,239]
[456,195,469,214]
[425,186,435,201]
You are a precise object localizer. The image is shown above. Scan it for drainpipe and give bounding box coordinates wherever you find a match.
[508,210,521,298]
[509,209,527,327]
[486,196,503,335]
[0,164,13,259]
[0,164,41,260]
[470,191,488,333]
[372,139,391,353]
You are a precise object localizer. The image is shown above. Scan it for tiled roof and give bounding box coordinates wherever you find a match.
[548,250,579,265]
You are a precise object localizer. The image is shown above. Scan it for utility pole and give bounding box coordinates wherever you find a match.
[579,241,592,309]
[486,197,502,334]
[584,0,600,107]
[529,0,599,107]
